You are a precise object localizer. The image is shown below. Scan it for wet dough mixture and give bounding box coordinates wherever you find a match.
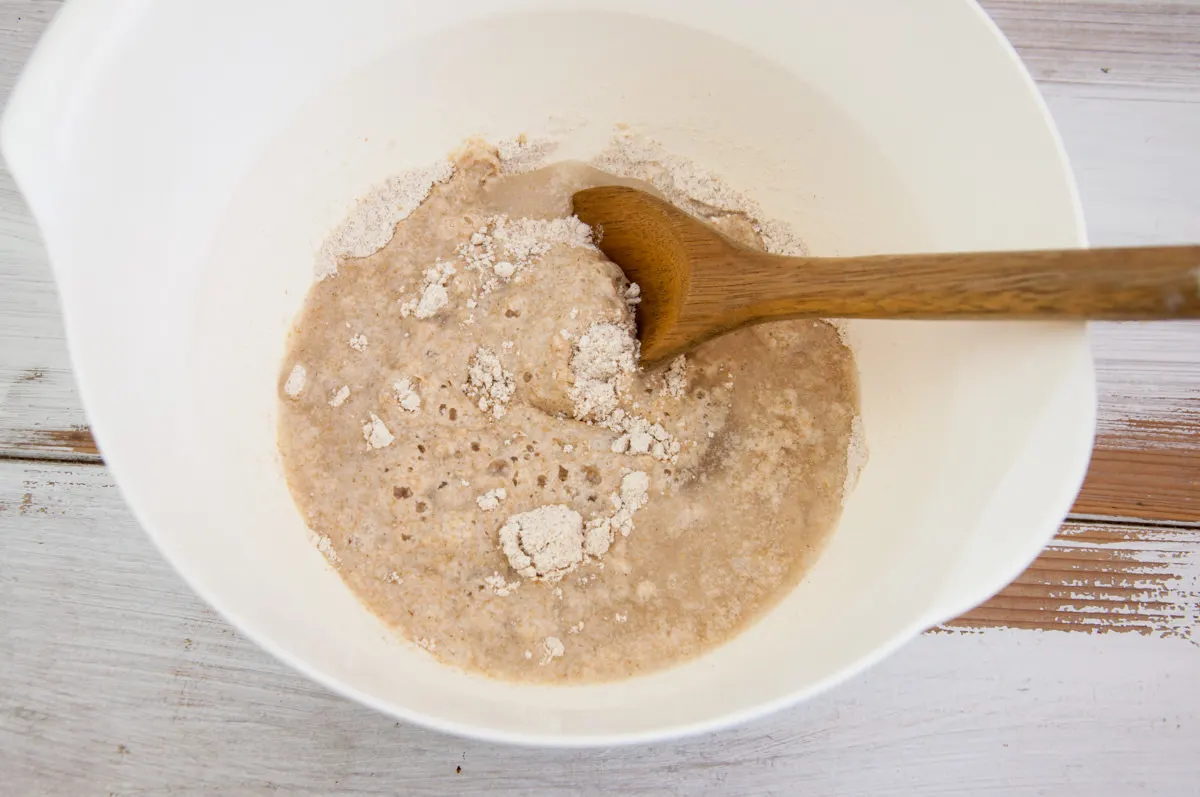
[279,135,861,683]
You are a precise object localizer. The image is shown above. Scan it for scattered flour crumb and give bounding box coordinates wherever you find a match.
[663,355,688,399]
[392,378,421,412]
[614,612,628,624]
[349,333,368,352]
[569,322,638,420]
[499,505,584,581]
[416,286,448,318]
[416,637,437,652]
[567,621,584,635]
[384,571,402,584]
[328,385,351,407]
[584,471,650,556]
[497,135,559,175]
[483,572,521,597]
[458,214,594,294]
[524,650,533,660]
[401,261,456,319]
[476,487,508,511]
[362,413,394,449]
[465,347,515,419]
[312,533,338,564]
[503,217,593,262]
[567,324,678,461]
[315,159,454,279]
[607,412,680,463]
[539,636,565,665]
[284,364,307,398]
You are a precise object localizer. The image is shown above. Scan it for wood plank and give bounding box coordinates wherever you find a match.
[0,189,95,461]
[0,0,93,462]
[1074,322,1200,522]
[1,460,1198,794]
[986,0,1200,93]
[943,520,1200,636]
[1077,446,1200,522]
[1036,49,1200,523]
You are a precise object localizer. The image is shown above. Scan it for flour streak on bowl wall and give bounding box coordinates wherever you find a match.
[1,0,1093,744]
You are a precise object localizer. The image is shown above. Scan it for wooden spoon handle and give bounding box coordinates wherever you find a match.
[730,245,1200,320]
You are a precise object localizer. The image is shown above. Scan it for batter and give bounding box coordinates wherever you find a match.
[278,139,860,683]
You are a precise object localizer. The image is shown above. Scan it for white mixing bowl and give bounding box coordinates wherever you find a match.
[3,0,1094,745]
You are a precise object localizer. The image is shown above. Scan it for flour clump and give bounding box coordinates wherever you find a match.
[499,505,586,581]
[465,347,515,419]
[569,322,637,420]
[476,487,507,511]
[392,378,421,412]
[329,385,351,408]
[361,413,393,449]
[284,364,307,398]
[402,261,457,319]
[584,470,650,557]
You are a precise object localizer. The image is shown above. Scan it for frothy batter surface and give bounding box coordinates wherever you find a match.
[278,137,860,683]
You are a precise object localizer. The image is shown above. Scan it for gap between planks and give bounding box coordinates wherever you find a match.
[0,429,99,461]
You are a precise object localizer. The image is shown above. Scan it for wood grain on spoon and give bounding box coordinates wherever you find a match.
[572,186,1200,367]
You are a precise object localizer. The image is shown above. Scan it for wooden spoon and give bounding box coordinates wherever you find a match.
[572,185,1200,368]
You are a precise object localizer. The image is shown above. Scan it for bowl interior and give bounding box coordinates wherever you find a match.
[14,2,1091,743]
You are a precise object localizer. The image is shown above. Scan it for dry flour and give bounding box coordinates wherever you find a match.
[328,385,351,408]
[316,160,454,279]
[392,379,421,412]
[284,364,307,398]
[458,214,594,295]
[499,504,586,581]
[592,129,808,257]
[361,413,394,449]
[465,347,516,419]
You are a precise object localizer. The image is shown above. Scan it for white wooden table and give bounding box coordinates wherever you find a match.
[2,2,1198,793]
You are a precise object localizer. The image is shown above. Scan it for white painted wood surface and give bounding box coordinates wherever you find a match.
[1,1,1198,794]
[0,0,86,461]
[2,462,1198,795]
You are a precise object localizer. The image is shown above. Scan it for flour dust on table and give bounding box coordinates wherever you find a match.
[278,133,862,683]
